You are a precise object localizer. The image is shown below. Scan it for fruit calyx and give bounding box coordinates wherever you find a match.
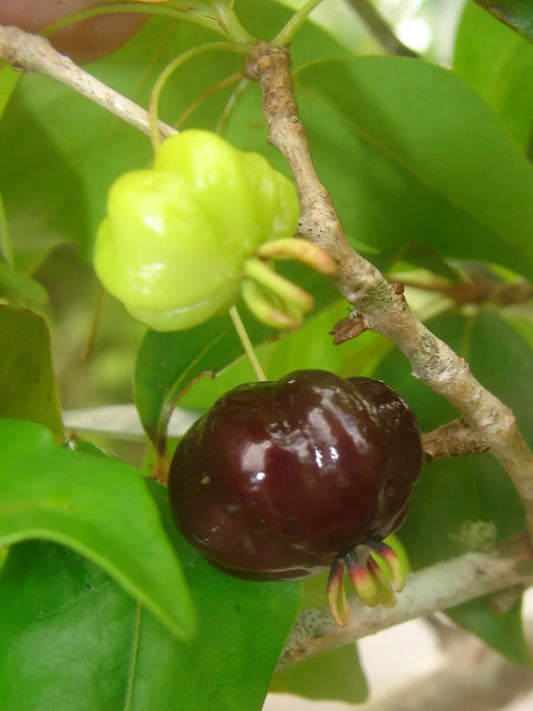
[327,538,405,626]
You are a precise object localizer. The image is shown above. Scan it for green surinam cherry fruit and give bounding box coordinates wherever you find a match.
[94,129,303,331]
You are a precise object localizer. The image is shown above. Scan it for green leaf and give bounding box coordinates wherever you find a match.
[293,57,533,280]
[0,64,18,118]
[474,0,533,44]
[0,418,195,640]
[0,541,138,710]
[0,306,62,437]
[0,484,300,710]
[137,481,301,710]
[0,262,49,304]
[454,1,533,150]
[270,644,368,703]
[449,596,531,665]
[374,309,532,660]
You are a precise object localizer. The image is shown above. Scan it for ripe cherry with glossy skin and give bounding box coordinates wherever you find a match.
[168,370,422,620]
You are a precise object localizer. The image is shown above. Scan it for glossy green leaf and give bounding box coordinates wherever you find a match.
[474,0,533,44]
[0,484,300,710]
[270,644,368,703]
[0,1,346,271]
[374,309,531,661]
[0,418,195,640]
[0,306,62,437]
[293,57,533,279]
[455,1,533,150]
[0,541,138,710]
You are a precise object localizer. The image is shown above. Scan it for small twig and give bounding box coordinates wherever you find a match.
[244,42,533,534]
[400,276,533,308]
[345,0,419,57]
[279,534,533,669]
[421,419,490,461]
[0,25,175,140]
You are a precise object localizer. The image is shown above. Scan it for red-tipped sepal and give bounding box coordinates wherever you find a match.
[326,539,406,625]
[327,556,350,626]
[367,538,405,593]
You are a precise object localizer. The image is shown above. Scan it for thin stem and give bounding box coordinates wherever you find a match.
[175,71,242,129]
[273,0,327,47]
[208,0,256,44]
[345,0,419,57]
[229,305,267,381]
[0,25,175,139]
[215,76,250,135]
[43,4,225,40]
[80,286,106,362]
[148,42,249,152]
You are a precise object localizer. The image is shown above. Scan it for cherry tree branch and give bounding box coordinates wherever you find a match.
[243,42,533,535]
[0,25,175,140]
[279,534,533,669]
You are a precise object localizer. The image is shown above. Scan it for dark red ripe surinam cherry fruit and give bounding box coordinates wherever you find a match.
[168,369,422,624]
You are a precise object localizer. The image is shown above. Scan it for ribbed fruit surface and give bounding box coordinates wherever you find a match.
[168,370,422,580]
